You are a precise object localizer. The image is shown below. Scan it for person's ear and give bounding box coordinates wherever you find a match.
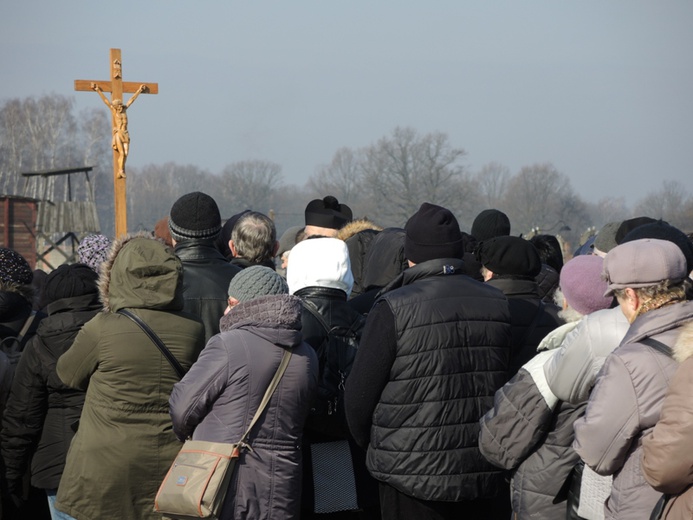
[224,296,240,315]
[229,240,238,257]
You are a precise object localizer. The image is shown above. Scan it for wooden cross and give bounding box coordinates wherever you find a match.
[75,48,158,238]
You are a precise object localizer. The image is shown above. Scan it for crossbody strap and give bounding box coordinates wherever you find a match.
[117,309,186,379]
[301,299,331,336]
[641,337,673,358]
[238,349,292,446]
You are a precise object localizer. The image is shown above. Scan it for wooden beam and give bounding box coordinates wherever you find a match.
[74,80,159,94]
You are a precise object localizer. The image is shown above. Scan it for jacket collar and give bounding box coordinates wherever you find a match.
[380,258,466,296]
[673,321,693,362]
[487,277,540,299]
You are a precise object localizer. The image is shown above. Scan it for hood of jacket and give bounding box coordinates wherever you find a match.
[99,233,184,313]
[336,218,382,241]
[361,227,407,291]
[287,237,354,297]
[219,294,303,348]
[0,290,33,330]
[674,321,693,363]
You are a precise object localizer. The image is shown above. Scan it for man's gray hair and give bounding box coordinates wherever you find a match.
[231,211,277,265]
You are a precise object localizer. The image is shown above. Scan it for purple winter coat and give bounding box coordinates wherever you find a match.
[169,294,318,520]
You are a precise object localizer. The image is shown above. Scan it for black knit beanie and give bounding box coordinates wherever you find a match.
[43,263,99,304]
[169,192,222,242]
[476,235,542,277]
[304,196,353,230]
[471,209,511,242]
[404,203,464,264]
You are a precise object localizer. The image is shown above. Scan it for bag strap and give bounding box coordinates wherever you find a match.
[302,298,362,337]
[17,310,38,344]
[641,337,673,358]
[116,309,186,379]
[238,348,292,446]
[301,299,331,336]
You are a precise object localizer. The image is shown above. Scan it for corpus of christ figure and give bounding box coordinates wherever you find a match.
[91,82,147,179]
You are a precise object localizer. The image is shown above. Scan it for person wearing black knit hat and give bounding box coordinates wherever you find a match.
[477,236,563,377]
[169,192,241,342]
[304,195,352,238]
[471,208,511,242]
[345,202,513,520]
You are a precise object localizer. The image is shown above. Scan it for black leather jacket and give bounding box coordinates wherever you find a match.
[174,240,241,343]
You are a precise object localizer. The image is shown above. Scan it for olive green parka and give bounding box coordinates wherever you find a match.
[55,235,205,520]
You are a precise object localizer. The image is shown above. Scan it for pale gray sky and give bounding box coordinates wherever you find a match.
[2,1,692,205]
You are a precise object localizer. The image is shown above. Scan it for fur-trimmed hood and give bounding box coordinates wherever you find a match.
[98,233,184,313]
[336,217,382,242]
[674,321,693,363]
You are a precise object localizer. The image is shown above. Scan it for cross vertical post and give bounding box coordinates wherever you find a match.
[74,48,158,238]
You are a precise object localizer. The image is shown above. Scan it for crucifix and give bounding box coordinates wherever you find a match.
[75,48,158,238]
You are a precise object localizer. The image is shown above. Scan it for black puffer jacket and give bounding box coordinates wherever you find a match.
[174,239,242,342]
[349,258,512,502]
[1,291,101,490]
[486,277,563,378]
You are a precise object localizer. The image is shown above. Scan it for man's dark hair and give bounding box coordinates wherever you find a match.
[529,234,564,273]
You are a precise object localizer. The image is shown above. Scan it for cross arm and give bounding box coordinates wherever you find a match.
[74,80,159,94]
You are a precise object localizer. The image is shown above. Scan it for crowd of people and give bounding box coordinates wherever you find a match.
[0,192,692,520]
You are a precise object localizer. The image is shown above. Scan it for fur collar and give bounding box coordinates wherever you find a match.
[336,218,382,241]
[674,321,693,363]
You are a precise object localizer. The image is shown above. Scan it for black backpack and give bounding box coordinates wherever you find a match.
[302,300,365,420]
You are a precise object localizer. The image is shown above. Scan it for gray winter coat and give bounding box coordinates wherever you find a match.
[480,322,585,520]
[169,294,318,520]
[573,301,693,520]
[544,307,629,404]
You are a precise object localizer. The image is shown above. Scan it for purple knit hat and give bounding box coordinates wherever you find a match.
[559,255,613,315]
[78,234,112,273]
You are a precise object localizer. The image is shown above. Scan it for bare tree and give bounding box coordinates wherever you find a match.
[127,162,217,232]
[502,163,590,247]
[309,147,363,202]
[585,196,630,231]
[360,127,468,226]
[218,160,283,215]
[0,94,78,198]
[475,162,510,208]
[634,180,692,231]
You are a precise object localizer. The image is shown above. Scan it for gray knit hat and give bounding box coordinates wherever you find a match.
[169,192,222,242]
[227,266,288,303]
